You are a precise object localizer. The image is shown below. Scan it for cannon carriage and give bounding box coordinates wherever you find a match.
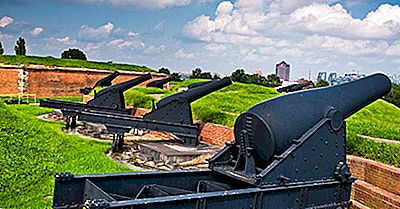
[51,73,392,209]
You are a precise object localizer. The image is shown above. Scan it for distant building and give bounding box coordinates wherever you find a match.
[253,70,263,76]
[275,60,290,81]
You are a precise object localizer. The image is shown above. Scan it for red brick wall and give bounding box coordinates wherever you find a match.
[348,155,400,209]
[199,123,234,146]
[0,65,166,97]
[0,68,19,95]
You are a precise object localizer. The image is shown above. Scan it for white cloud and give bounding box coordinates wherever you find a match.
[288,3,400,39]
[0,16,14,28]
[179,0,400,77]
[204,43,227,52]
[175,48,197,59]
[30,27,44,36]
[55,36,77,45]
[78,22,114,42]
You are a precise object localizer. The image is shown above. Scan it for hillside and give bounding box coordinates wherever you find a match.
[0,103,131,208]
[0,55,155,72]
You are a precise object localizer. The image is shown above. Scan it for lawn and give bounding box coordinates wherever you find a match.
[0,55,155,72]
[0,103,131,208]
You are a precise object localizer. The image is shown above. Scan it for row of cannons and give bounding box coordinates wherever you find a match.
[40,72,392,209]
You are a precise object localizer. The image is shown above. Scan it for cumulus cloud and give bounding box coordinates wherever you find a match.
[0,16,14,28]
[30,27,43,36]
[78,22,114,42]
[179,0,400,76]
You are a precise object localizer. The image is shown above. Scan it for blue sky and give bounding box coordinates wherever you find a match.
[1,0,400,79]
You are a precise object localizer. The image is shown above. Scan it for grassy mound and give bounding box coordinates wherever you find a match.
[0,55,154,72]
[0,104,130,208]
[347,100,400,141]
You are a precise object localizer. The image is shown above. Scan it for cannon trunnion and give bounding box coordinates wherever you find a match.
[52,74,391,209]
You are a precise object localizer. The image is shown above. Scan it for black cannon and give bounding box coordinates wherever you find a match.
[277,81,312,93]
[74,77,232,149]
[40,73,152,129]
[80,71,121,95]
[146,77,173,88]
[51,73,391,209]
[188,81,212,89]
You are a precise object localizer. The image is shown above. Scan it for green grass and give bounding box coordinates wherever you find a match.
[347,100,400,141]
[0,55,155,72]
[0,103,131,208]
[191,82,281,126]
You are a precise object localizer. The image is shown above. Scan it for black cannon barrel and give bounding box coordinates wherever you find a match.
[94,71,120,87]
[96,73,152,95]
[156,77,232,107]
[234,73,391,164]
[146,77,172,88]
[188,81,212,89]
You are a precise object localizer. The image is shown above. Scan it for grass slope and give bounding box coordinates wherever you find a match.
[0,55,154,72]
[0,104,131,208]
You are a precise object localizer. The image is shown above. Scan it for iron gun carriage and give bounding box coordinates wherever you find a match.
[52,73,391,209]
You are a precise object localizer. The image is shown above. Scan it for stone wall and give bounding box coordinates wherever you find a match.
[0,64,166,97]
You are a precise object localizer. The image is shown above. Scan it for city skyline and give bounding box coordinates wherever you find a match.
[1,0,400,78]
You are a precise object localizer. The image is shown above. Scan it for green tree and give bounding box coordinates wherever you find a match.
[263,74,282,87]
[231,69,249,83]
[0,41,4,55]
[314,80,330,88]
[383,83,400,108]
[159,67,170,75]
[170,72,181,81]
[191,67,202,78]
[14,37,26,56]
[199,72,212,79]
[61,48,87,60]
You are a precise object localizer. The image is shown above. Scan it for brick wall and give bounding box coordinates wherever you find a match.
[199,123,234,146]
[348,155,400,209]
[0,68,19,95]
[0,64,166,97]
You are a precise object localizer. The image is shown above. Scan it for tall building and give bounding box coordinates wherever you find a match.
[275,60,290,81]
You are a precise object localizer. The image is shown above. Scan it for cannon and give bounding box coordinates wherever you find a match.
[277,81,312,93]
[40,73,152,129]
[80,71,121,95]
[146,77,173,88]
[73,77,232,149]
[188,81,212,89]
[51,73,391,209]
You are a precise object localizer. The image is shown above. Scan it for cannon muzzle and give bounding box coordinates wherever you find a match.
[156,77,232,107]
[99,73,152,94]
[234,73,391,164]
[146,77,172,88]
[80,71,120,95]
[87,73,152,110]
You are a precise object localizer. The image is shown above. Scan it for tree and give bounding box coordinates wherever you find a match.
[213,73,221,80]
[314,80,330,88]
[0,41,4,55]
[14,37,26,55]
[264,74,282,87]
[159,67,170,75]
[199,72,212,79]
[231,69,248,83]
[170,72,181,81]
[191,68,202,78]
[61,48,87,60]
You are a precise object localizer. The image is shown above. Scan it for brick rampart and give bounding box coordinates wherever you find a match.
[0,64,166,97]
[0,68,19,95]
